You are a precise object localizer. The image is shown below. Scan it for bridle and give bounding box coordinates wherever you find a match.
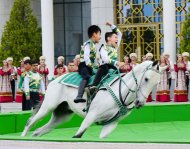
[98,63,161,125]
[119,63,161,107]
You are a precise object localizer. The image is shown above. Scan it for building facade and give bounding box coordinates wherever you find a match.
[0,0,190,76]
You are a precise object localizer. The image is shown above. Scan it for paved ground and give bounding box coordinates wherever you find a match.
[0,102,22,113]
[1,102,190,149]
[1,140,190,149]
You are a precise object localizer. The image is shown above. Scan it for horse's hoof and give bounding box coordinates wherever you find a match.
[21,133,26,137]
[72,135,81,138]
[32,132,39,137]
[21,131,27,137]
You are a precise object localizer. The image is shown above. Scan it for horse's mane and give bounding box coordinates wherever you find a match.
[133,61,153,73]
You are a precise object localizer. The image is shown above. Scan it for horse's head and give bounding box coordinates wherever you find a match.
[134,61,162,108]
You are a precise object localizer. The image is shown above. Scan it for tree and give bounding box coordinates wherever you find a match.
[0,0,42,66]
[180,7,190,54]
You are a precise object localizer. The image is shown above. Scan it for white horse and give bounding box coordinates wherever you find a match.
[21,61,163,138]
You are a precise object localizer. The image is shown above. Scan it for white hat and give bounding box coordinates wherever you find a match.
[146,53,153,58]
[6,57,13,61]
[75,54,80,59]
[23,56,30,62]
[58,56,64,61]
[39,56,46,60]
[130,53,137,59]
[162,52,170,56]
[182,52,189,57]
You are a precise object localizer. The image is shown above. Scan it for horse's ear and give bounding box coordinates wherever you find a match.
[152,60,159,67]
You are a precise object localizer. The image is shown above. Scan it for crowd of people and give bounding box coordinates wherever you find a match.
[0,22,190,111]
[0,55,80,110]
[119,52,190,103]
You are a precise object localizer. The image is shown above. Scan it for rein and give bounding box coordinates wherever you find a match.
[99,64,161,125]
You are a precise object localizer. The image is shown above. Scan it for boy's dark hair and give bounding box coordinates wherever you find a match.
[31,60,39,65]
[68,60,74,64]
[56,64,63,69]
[105,32,117,42]
[88,25,101,38]
[24,60,32,65]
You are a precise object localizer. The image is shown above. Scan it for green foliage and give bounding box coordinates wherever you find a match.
[180,7,190,55]
[0,0,42,66]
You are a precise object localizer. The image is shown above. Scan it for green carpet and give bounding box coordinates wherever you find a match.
[1,121,190,143]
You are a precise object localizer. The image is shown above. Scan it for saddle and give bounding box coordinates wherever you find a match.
[58,70,121,112]
[58,70,119,89]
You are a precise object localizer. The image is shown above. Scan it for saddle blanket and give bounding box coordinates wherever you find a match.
[58,72,120,88]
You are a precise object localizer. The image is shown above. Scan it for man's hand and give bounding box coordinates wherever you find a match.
[117,62,125,68]
[106,22,112,27]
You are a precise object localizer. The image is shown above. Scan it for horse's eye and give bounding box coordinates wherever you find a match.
[145,78,149,82]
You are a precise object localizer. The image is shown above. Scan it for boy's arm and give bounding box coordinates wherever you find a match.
[106,22,122,47]
[24,75,30,99]
[83,44,92,67]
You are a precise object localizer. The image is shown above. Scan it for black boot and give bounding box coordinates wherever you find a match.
[74,80,88,103]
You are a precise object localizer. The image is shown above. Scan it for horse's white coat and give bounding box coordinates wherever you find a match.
[21,61,162,138]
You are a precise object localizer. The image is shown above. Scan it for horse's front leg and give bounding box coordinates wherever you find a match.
[73,111,96,138]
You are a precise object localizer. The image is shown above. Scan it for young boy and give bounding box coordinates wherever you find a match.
[24,60,45,109]
[74,25,101,103]
[89,22,124,91]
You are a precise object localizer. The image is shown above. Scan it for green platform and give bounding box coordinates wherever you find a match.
[1,103,190,143]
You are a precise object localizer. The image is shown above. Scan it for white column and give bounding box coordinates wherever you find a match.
[163,0,176,62]
[91,0,115,49]
[41,0,54,78]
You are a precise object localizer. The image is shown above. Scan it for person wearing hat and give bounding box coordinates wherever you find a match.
[15,59,26,102]
[73,54,80,72]
[0,60,13,102]
[156,55,170,102]
[130,53,138,68]
[145,53,154,102]
[174,54,188,102]
[182,52,190,98]
[18,59,32,110]
[146,53,153,61]
[23,56,30,62]
[38,56,49,90]
[162,52,175,100]
[24,60,45,110]
[54,56,67,75]
[74,54,80,67]
[7,57,17,101]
